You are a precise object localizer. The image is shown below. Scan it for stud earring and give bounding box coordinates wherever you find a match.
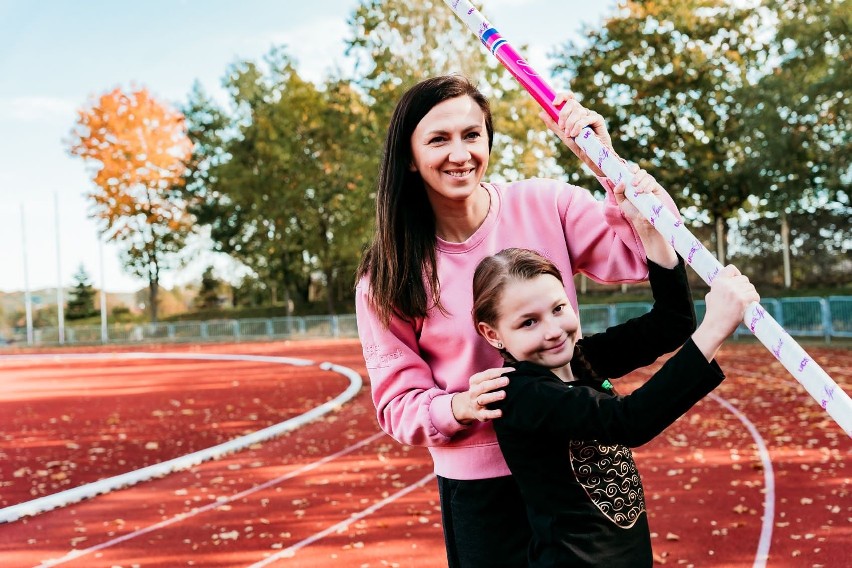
[497,342,503,349]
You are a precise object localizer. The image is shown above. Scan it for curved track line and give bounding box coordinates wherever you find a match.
[0,353,362,524]
[708,393,776,568]
[35,432,386,568]
[248,472,438,567]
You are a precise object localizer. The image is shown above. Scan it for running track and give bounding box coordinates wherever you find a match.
[0,340,849,567]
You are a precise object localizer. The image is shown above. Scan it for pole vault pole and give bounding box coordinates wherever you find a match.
[442,0,852,437]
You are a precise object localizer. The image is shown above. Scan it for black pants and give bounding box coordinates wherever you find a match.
[437,475,532,567]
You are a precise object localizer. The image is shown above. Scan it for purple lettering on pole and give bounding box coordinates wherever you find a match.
[687,240,701,264]
[749,306,766,332]
[673,219,683,228]
[823,384,835,401]
[649,204,662,226]
[772,337,783,359]
[596,146,609,169]
[798,357,809,372]
[670,236,676,249]
[707,266,719,283]
[452,0,460,9]
[583,130,592,139]
[516,59,538,76]
[468,8,475,15]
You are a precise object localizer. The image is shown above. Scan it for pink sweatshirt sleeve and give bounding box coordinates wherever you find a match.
[559,178,643,283]
[354,280,468,446]
[564,176,682,283]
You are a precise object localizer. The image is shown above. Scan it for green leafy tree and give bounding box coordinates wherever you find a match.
[550,0,767,263]
[66,264,97,320]
[194,267,223,310]
[184,48,378,313]
[738,0,850,286]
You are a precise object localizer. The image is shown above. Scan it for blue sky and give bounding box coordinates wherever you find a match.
[0,0,614,294]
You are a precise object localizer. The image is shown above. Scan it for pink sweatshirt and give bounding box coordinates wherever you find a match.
[355,177,676,480]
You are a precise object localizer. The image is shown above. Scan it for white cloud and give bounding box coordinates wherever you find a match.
[241,17,351,84]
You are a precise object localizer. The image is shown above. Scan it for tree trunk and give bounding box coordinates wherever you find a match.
[715,215,726,265]
[325,269,336,315]
[781,210,792,288]
[283,287,292,318]
[149,254,160,323]
[149,278,159,323]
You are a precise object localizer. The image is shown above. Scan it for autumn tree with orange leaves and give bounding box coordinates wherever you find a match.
[68,87,193,322]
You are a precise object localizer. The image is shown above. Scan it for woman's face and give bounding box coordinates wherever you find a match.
[478,274,581,373]
[409,95,490,207]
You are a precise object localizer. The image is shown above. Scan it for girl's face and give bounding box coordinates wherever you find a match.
[409,95,490,208]
[478,274,581,377]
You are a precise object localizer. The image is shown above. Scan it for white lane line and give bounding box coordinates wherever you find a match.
[708,393,776,568]
[35,431,386,568]
[248,472,438,567]
[1,353,360,524]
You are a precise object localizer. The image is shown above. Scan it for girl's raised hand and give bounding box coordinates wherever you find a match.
[692,265,761,360]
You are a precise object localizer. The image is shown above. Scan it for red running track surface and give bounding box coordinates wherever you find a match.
[0,339,849,567]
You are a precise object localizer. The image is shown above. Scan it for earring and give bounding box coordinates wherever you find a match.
[497,342,503,349]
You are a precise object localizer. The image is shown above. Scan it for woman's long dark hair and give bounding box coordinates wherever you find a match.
[357,75,493,327]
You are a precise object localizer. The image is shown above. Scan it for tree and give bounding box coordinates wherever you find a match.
[739,0,850,287]
[68,87,194,322]
[550,0,767,263]
[66,264,97,320]
[194,266,223,310]
[184,47,389,314]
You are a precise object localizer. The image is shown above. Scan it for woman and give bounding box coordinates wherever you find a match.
[354,74,682,566]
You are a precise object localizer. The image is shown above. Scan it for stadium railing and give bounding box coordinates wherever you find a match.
[4,297,851,347]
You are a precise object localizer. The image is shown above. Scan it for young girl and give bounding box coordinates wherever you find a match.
[472,247,758,567]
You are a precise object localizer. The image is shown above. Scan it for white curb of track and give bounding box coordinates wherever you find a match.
[0,352,362,524]
[709,393,776,568]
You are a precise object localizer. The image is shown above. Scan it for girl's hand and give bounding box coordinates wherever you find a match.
[451,367,513,424]
[539,92,613,177]
[692,265,760,360]
[704,265,760,339]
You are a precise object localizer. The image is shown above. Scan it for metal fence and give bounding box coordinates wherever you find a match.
[4,297,851,348]
[581,296,852,343]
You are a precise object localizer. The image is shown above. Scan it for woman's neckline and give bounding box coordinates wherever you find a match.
[435,183,500,253]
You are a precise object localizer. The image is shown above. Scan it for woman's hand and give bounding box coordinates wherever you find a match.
[539,92,613,177]
[451,367,513,424]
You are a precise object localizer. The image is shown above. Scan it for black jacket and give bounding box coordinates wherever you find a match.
[491,259,723,567]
